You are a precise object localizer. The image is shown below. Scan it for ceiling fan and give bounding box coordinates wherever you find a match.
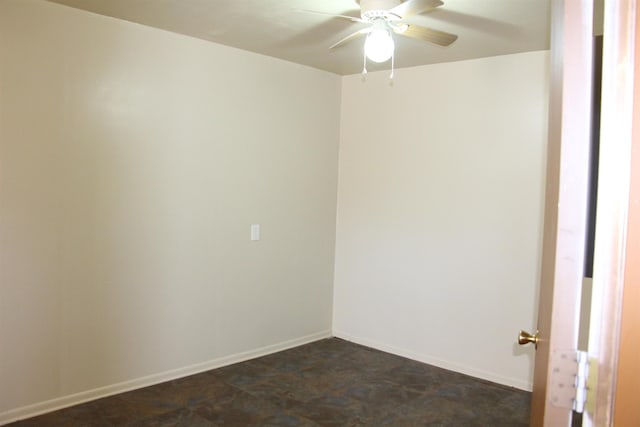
[299,0,458,70]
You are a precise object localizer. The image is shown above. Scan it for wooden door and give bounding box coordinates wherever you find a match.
[612,4,640,422]
[612,55,640,424]
[528,0,594,425]
[528,0,639,426]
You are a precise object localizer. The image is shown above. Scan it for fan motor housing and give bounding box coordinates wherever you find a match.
[358,0,402,20]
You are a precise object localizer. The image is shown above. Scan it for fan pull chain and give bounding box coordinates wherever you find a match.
[362,47,368,75]
[390,48,395,80]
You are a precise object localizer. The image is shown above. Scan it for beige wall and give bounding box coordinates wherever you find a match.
[334,51,549,390]
[0,0,340,420]
[0,0,551,421]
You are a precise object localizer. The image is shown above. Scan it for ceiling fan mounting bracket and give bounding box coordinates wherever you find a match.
[358,0,402,20]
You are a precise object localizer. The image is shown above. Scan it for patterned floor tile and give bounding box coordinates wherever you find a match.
[6,338,533,427]
[128,407,216,427]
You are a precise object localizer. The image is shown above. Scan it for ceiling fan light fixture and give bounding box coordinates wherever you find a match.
[300,0,458,73]
[364,25,394,63]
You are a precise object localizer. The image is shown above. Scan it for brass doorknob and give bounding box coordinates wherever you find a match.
[518,330,539,349]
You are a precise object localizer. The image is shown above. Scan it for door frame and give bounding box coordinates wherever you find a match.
[588,0,638,425]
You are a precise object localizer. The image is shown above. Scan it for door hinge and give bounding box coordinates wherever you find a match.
[549,349,597,414]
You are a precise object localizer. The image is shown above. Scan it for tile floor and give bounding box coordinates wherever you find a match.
[8,338,531,426]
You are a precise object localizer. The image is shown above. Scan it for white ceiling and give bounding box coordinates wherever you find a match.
[46,0,551,76]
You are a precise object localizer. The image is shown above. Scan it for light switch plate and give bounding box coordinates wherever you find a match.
[251,224,260,241]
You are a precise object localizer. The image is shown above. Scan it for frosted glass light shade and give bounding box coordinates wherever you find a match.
[365,29,394,63]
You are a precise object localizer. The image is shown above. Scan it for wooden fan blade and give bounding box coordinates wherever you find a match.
[395,24,457,46]
[293,8,366,24]
[330,28,371,49]
[389,0,443,19]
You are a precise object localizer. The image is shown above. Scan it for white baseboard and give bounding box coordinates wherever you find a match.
[333,329,533,392]
[0,330,332,426]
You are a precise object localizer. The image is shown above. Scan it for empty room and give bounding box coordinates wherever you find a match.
[2,0,638,426]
